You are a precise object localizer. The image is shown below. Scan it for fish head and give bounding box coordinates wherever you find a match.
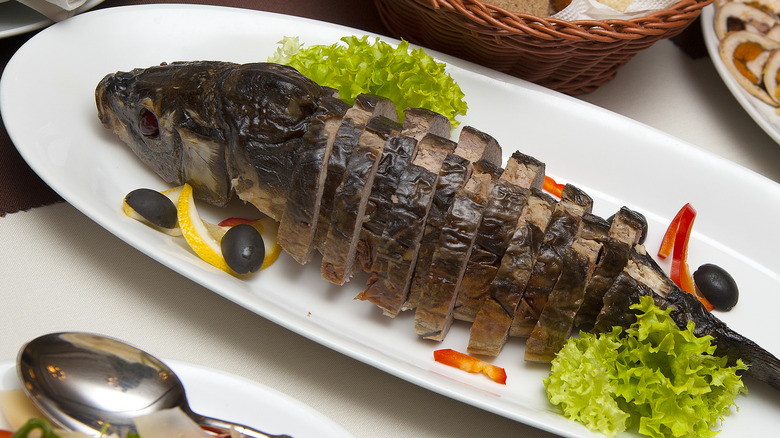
[96,66,184,184]
[95,61,236,206]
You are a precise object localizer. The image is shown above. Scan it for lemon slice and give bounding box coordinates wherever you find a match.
[177,184,281,274]
[160,185,185,203]
[177,183,232,273]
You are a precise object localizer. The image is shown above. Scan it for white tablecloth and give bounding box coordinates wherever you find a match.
[2,31,780,437]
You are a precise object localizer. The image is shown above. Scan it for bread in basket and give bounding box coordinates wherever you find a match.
[373,0,712,94]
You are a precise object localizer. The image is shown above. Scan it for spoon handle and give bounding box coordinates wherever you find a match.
[191,412,293,438]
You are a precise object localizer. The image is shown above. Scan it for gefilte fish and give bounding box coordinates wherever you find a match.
[96,60,780,391]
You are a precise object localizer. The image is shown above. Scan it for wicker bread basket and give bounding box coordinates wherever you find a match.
[373,0,711,94]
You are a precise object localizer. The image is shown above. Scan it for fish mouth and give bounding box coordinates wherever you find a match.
[95,73,119,131]
[95,72,143,150]
[96,71,142,145]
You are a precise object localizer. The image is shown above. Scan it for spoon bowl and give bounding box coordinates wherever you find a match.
[17,332,290,438]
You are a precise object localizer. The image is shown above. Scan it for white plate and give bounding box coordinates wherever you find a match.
[701,4,780,144]
[2,5,779,438]
[0,359,353,437]
[0,0,103,39]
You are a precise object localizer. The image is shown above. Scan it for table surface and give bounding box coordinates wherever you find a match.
[2,1,780,437]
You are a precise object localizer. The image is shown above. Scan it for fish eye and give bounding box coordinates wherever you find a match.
[138,107,159,138]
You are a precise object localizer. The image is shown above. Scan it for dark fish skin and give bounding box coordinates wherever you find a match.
[454,180,528,322]
[467,188,555,356]
[98,61,780,392]
[662,286,780,390]
[358,164,437,316]
[525,245,592,362]
[96,61,326,213]
[321,115,402,284]
[415,189,485,340]
[219,63,325,220]
[355,134,418,272]
[510,205,582,337]
[404,153,472,312]
[279,96,351,264]
[524,215,607,362]
[598,268,780,391]
[96,61,235,206]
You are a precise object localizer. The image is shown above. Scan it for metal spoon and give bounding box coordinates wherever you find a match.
[17,332,291,438]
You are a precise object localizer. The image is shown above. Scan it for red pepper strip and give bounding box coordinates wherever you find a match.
[218,217,256,227]
[543,176,565,198]
[433,349,507,384]
[657,204,688,259]
[668,204,714,311]
[0,430,13,438]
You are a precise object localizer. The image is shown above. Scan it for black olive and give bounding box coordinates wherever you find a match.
[138,107,159,137]
[125,188,177,229]
[221,224,265,275]
[693,263,739,311]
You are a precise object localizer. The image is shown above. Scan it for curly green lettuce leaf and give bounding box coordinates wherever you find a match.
[544,296,748,438]
[268,35,467,128]
[545,327,631,436]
